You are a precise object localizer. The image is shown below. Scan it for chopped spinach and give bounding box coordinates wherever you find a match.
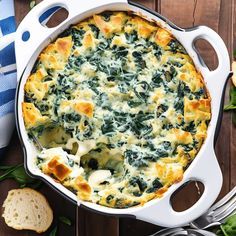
[168,39,187,54]
[125,31,138,43]
[129,176,147,192]
[155,148,169,158]
[97,41,110,50]
[82,120,93,138]
[133,81,151,102]
[151,73,162,87]
[96,93,111,109]
[131,111,154,137]
[86,77,100,94]
[67,55,86,69]
[146,178,163,193]
[88,158,98,170]
[101,117,115,136]
[89,24,100,38]
[125,150,148,168]
[127,100,143,108]
[114,46,129,59]
[174,97,184,114]
[101,11,113,21]
[156,104,168,116]
[184,121,196,133]
[31,59,40,73]
[118,83,129,93]
[106,195,114,204]
[62,113,81,123]
[132,51,146,69]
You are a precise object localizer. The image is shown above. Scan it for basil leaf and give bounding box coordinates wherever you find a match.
[0,165,16,170]
[234,49,236,60]
[216,229,225,236]
[49,226,58,236]
[0,164,42,188]
[224,86,236,111]
[59,216,72,226]
[224,104,236,111]
[216,214,236,236]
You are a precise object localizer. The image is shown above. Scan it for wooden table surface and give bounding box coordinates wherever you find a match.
[0,0,235,235]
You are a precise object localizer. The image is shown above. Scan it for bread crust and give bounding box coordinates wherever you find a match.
[2,188,53,233]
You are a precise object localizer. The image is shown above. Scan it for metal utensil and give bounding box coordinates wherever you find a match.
[151,187,236,235]
[187,229,216,236]
[190,186,236,229]
[150,227,216,236]
[29,132,44,151]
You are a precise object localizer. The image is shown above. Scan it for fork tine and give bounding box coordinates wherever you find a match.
[209,186,236,211]
[213,193,236,218]
[30,132,44,151]
[171,231,188,236]
[149,227,184,236]
[214,200,236,222]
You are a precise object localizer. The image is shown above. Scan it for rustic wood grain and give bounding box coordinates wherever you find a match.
[232,0,236,189]
[216,0,234,197]
[0,0,234,236]
[134,0,156,9]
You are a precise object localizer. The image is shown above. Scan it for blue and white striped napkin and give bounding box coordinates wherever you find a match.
[0,0,17,156]
[0,1,63,157]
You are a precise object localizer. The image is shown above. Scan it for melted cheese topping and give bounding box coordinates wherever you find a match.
[23,11,211,208]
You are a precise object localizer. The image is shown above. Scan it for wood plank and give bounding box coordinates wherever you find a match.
[77,208,119,236]
[160,0,196,28]
[134,0,156,10]
[230,0,236,188]
[216,0,234,197]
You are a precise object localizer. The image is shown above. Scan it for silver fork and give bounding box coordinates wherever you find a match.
[150,227,216,236]
[30,132,44,151]
[150,186,236,236]
[190,186,236,229]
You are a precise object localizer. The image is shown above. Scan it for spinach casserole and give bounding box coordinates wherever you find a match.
[22,11,211,208]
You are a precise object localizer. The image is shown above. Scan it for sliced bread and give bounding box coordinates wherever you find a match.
[2,188,53,233]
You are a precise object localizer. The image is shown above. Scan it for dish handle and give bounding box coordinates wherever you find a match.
[134,143,223,227]
[177,26,230,97]
[14,0,128,79]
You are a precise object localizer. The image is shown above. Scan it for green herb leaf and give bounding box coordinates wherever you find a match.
[0,164,42,188]
[218,214,236,236]
[216,228,225,236]
[224,86,236,111]
[30,1,36,9]
[0,165,16,170]
[233,49,236,60]
[59,216,72,226]
[49,226,58,236]
[224,104,236,111]
[0,164,22,181]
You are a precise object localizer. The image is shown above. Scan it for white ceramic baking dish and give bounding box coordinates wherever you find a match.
[7,0,231,227]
